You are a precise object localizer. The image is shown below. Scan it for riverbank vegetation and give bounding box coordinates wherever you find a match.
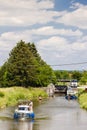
[0,87,48,108]
[78,89,87,110]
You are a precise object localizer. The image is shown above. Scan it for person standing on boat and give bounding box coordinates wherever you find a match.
[29,100,33,112]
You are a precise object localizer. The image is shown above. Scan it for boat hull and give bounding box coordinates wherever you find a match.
[65,95,77,100]
[14,112,35,120]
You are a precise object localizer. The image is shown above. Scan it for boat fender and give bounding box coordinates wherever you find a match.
[29,113,35,118]
[14,113,19,119]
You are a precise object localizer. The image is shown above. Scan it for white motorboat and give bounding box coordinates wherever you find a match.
[14,104,35,120]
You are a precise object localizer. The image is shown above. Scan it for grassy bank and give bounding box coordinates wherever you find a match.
[0,87,48,108]
[78,89,87,110]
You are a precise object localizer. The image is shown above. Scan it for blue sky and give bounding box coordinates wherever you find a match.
[0,0,87,70]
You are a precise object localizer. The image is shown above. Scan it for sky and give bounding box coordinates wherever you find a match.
[0,0,87,70]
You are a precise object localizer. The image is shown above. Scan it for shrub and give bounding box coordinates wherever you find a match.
[0,91,5,97]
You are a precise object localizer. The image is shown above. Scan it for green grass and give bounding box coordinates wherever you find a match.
[0,87,48,108]
[78,89,87,110]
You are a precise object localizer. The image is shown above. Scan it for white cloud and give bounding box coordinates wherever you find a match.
[36,35,87,66]
[71,42,87,51]
[0,0,87,70]
[1,0,54,10]
[0,40,16,51]
[37,36,68,50]
[32,26,83,36]
[0,26,83,44]
[70,2,84,9]
[1,31,32,42]
[57,5,87,29]
[0,0,86,30]
[0,0,65,26]
[37,36,70,64]
[37,36,87,53]
[2,0,87,30]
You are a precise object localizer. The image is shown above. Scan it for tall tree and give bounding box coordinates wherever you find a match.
[0,62,8,87]
[27,42,56,86]
[0,40,56,87]
[5,40,37,87]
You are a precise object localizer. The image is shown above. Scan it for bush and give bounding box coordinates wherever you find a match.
[0,87,48,108]
[0,91,5,97]
[78,92,87,110]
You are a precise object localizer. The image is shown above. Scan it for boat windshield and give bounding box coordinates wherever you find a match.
[18,107,29,110]
[18,107,26,110]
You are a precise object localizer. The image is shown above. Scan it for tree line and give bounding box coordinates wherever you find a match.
[0,40,87,88]
[54,69,87,85]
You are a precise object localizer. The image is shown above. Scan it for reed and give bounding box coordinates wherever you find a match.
[78,89,87,110]
[0,87,48,108]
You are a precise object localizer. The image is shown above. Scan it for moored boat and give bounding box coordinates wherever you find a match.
[65,86,77,100]
[65,94,77,100]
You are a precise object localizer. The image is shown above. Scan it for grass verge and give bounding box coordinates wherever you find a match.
[78,89,87,110]
[0,87,48,109]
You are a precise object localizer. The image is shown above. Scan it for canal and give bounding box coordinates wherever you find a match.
[0,94,87,130]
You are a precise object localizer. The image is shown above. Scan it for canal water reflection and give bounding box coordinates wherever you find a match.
[0,94,87,130]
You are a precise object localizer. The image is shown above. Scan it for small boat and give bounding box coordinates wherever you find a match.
[65,94,77,100]
[65,86,77,100]
[14,104,35,120]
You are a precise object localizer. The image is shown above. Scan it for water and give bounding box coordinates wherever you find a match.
[0,94,87,130]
